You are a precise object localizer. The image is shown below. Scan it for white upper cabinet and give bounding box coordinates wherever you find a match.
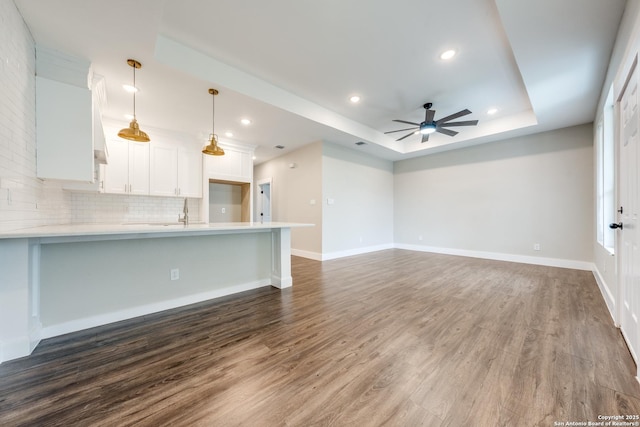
[35,46,106,182]
[150,143,203,198]
[177,148,203,198]
[103,139,149,195]
[205,145,253,183]
[36,76,93,181]
[149,144,178,197]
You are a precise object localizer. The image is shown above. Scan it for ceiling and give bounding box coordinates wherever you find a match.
[15,0,626,164]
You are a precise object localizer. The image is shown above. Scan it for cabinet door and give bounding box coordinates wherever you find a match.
[128,142,150,195]
[178,148,203,198]
[36,77,94,181]
[205,148,249,181]
[240,151,253,181]
[150,145,178,196]
[103,139,130,194]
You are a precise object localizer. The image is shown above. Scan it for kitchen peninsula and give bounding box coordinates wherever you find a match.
[0,222,311,364]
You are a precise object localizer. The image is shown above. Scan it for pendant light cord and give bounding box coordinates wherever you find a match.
[132,64,136,120]
[211,91,215,136]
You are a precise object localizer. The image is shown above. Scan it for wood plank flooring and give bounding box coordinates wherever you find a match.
[1,249,640,426]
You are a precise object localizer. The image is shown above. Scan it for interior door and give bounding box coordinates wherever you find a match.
[616,62,640,368]
[259,182,272,222]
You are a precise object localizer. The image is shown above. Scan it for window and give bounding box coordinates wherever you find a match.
[596,84,615,253]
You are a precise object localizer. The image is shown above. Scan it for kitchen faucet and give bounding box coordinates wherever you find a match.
[178,198,189,226]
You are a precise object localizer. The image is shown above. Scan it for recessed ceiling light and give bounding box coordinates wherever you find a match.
[122,84,138,93]
[275,145,285,149]
[487,108,498,115]
[355,141,366,146]
[241,118,252,125]
[440,49,456,60]
[252,155,257,160]
[350,95,361,103]
[225,131,234,137]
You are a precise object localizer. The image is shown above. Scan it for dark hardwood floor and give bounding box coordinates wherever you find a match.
[1,249,639,426]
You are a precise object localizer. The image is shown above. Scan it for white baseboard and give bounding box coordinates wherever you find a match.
[292,244,395,261]
[41,279,272,339]
[0,336,32,364]
[321,244,395,261]
[291,248,323,261]
[592,266,617,325]
[395,243,593,271]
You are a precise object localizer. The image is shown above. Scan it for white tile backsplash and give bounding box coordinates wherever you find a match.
[70,193,201,224]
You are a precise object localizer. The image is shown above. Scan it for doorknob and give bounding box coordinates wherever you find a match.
[610,222,623,230]
[618,206,624,214]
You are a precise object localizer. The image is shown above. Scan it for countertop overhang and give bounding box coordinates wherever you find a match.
[0,222,314,243]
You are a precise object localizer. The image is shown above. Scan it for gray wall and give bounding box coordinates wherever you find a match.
[209,183,242,222]
[254,141,324,255]
[322,142,394,257]
[394,124,594,263]
[40,233,271,329]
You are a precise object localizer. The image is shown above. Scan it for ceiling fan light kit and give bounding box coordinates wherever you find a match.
[385,102,479,143]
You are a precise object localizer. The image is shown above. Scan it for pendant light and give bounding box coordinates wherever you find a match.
[202,88,225,156]
[118,59,150,142]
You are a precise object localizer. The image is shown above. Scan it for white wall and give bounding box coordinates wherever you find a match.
[394,124,594,268]
[254,141,323,256]
[0,0,72,233]
[593,0,640,319]
[322,142,394,259]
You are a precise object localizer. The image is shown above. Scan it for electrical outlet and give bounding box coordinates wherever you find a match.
[221,207,226,214]
[533,243,541,251]
[418,235,423,241]
[170,268,179,280]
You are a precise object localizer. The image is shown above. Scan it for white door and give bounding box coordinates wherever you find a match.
[258,181,272,222]
[616,63,640,369]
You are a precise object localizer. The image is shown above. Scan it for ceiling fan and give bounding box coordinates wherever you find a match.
[385,103,479,143]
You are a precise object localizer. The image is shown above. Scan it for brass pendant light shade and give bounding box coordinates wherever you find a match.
[202,88,225,156]
[118,59,150,142]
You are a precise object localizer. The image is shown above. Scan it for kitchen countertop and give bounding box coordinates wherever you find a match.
[0,222,313,240]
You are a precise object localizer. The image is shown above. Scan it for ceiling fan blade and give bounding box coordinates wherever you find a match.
[397,131,417,141]
[436,128,458,137]
[436,109,472,124]
[421,133,430,143]
[384,126,419,134]
[393,119,421,126]
[440,120,479,127]
[424,109,435,123]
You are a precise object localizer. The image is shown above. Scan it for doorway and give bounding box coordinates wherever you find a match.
[616,59,640,372]
[257,178,272,223]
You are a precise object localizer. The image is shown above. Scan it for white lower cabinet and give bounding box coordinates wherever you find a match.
[103,139,150,195]
[150,145,202,198]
